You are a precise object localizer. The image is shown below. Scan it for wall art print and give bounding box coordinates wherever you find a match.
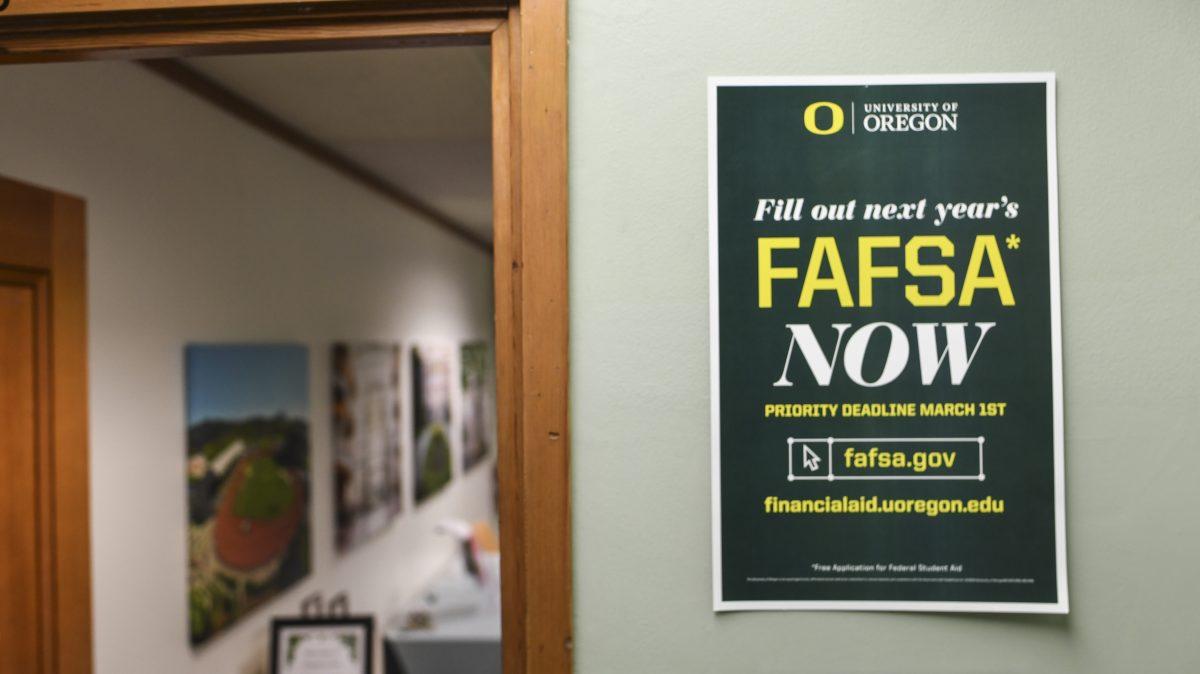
[186,343,311,646]
[332,342,403,551]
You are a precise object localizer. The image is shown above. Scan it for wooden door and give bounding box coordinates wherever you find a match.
[0,175,91,674]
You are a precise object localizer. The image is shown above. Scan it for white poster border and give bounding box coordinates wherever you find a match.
[707,72,1067,613]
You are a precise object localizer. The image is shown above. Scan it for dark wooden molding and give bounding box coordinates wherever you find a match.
[0,3,503,58]
[0,1,508,27]
[139,57,491,253]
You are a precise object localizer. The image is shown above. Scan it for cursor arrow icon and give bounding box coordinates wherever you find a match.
[802,444,822,472]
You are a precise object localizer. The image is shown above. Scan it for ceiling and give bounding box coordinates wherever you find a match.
[186,46,493,242]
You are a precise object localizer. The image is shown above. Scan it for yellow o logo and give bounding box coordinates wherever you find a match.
[803,101,844,135]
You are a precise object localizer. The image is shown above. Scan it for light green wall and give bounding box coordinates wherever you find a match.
[569,1,1200,671]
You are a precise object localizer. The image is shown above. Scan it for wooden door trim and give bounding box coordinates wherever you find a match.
[48,192,91,674]
[0,3,571,673]
[510,1,571,670]
[0,2,507,60]
[0,0,510,21]
[0,16,504,60]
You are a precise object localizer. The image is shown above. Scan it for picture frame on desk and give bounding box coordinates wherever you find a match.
[270,616,374,674]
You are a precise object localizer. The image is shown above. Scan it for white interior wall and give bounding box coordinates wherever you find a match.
[0,60,495,674]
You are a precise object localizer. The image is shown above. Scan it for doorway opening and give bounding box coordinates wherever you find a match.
[0,5,568,672]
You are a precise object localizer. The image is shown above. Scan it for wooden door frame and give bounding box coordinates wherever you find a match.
[0,2,571,673]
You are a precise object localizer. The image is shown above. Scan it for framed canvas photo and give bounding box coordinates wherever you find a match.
[460,341,494,473]
[270,616,374,674]
[185,344,311,646]
[331,342,403,552]
[411,343,454,503]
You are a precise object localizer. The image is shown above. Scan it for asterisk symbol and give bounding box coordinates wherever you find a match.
[1005,234,1021,250]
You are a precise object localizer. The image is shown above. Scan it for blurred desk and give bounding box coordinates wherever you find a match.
[385,556,501,674]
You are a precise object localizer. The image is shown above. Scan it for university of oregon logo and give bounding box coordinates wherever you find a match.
[804,100,961,135]
[802,101,844,135]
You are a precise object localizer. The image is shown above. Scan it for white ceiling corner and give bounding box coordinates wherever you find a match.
[185,46,493,242]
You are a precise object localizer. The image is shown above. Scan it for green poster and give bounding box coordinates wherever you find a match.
[709,74,1066,612]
